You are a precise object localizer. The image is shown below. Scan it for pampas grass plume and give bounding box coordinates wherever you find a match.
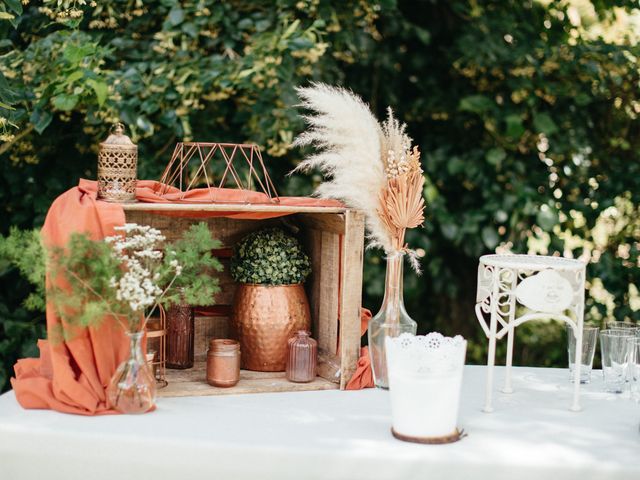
[291,83,393,251]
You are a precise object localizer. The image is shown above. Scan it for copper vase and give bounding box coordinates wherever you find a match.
[231,284,311,372]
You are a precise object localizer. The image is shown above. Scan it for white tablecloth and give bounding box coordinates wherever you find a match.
[0,366,638,480]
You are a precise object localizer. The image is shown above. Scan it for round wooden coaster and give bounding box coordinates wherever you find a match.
[391,428,466,444]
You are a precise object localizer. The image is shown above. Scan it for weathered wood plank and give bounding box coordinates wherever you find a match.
[296,213,345,234]
[123,212,282,245]
[194,314,231,361]
[158,362,338,397]
[123,203,346,214]
[318,231,340,355]
[302,228,322,341]
[338,210,365,389]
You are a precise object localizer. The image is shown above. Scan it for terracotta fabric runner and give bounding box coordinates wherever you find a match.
[134,179,343,219]
[11,179,371,415]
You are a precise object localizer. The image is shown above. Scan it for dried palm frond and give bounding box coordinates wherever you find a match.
[378,111,425,259]
[378,169,425,251]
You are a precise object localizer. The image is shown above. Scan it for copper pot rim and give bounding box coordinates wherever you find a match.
[237,283,305,288]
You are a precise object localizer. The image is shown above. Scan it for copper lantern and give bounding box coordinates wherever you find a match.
[97,122,138,202]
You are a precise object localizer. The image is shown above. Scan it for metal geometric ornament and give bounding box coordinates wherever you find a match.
[475,254,587,413]
[156,142,279,203]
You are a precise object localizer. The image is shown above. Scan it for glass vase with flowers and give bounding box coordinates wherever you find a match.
[48,222,223,413]
[292,84,426,388]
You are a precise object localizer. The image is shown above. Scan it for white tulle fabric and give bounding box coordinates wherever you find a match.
[385,332,467,375]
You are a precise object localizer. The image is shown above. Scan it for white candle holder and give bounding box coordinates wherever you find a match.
[386,333,467,444]
[475,254,586,413]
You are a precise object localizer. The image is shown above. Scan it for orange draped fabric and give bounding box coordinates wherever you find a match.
[133,179,343,219]
[346,308,375,390]
[10,180,354,414]
[11,182,129,415]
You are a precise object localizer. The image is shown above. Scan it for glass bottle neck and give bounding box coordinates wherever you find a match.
[381,252,405,308]
[127,331,145,362]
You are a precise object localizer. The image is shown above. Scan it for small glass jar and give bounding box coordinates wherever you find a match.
[206,339,241,388]
[286,331,317,383]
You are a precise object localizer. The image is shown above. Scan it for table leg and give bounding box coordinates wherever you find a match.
[484,269,500,413]
[570,317,583,412]
[503,326,514,394]
[484,331,496,413]
[503,270,517,394]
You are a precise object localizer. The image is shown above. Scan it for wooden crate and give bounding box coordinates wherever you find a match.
[123,203,365,397]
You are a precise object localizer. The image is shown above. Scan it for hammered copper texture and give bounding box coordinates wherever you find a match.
[231,284,311,372]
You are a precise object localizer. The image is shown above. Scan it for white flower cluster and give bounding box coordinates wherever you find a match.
[105,224,182,313]
[385,148,411,179]
[110,264,162,312]
[105,224,166,255]
[169,258,183,276]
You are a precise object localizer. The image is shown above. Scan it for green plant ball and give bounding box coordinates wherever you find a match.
[230,228,311,285]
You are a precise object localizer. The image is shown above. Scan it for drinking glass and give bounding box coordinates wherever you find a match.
[629,338,640,403]
[566,325,598,384]
[606,321,639,334]
[600,330,634,393]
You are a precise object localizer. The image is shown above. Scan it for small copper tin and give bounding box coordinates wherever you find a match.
[206,339,240,388]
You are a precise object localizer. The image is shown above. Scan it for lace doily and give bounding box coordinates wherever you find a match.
[386,333,467,375]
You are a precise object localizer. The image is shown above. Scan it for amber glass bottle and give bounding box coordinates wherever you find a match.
[166,301,194,369]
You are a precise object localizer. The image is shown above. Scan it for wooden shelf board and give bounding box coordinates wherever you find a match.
[122,202,347,214]
[157,362,339,398]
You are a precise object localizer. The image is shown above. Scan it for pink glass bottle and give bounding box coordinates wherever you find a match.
[286,330,317,383]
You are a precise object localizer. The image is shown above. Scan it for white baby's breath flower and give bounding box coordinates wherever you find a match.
[107,223,170,314]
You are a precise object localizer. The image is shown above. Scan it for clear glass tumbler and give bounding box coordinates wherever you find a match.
[629,338,640,403]
[606,321,639,334]
[600,330,634,393]
[567,325,599,384]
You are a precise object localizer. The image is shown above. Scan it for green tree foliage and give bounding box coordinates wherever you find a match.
[359,0,640,343]
[1,0,638,391]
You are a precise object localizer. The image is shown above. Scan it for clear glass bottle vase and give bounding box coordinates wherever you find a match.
[107,331,157,414]
[368,251,417,388]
